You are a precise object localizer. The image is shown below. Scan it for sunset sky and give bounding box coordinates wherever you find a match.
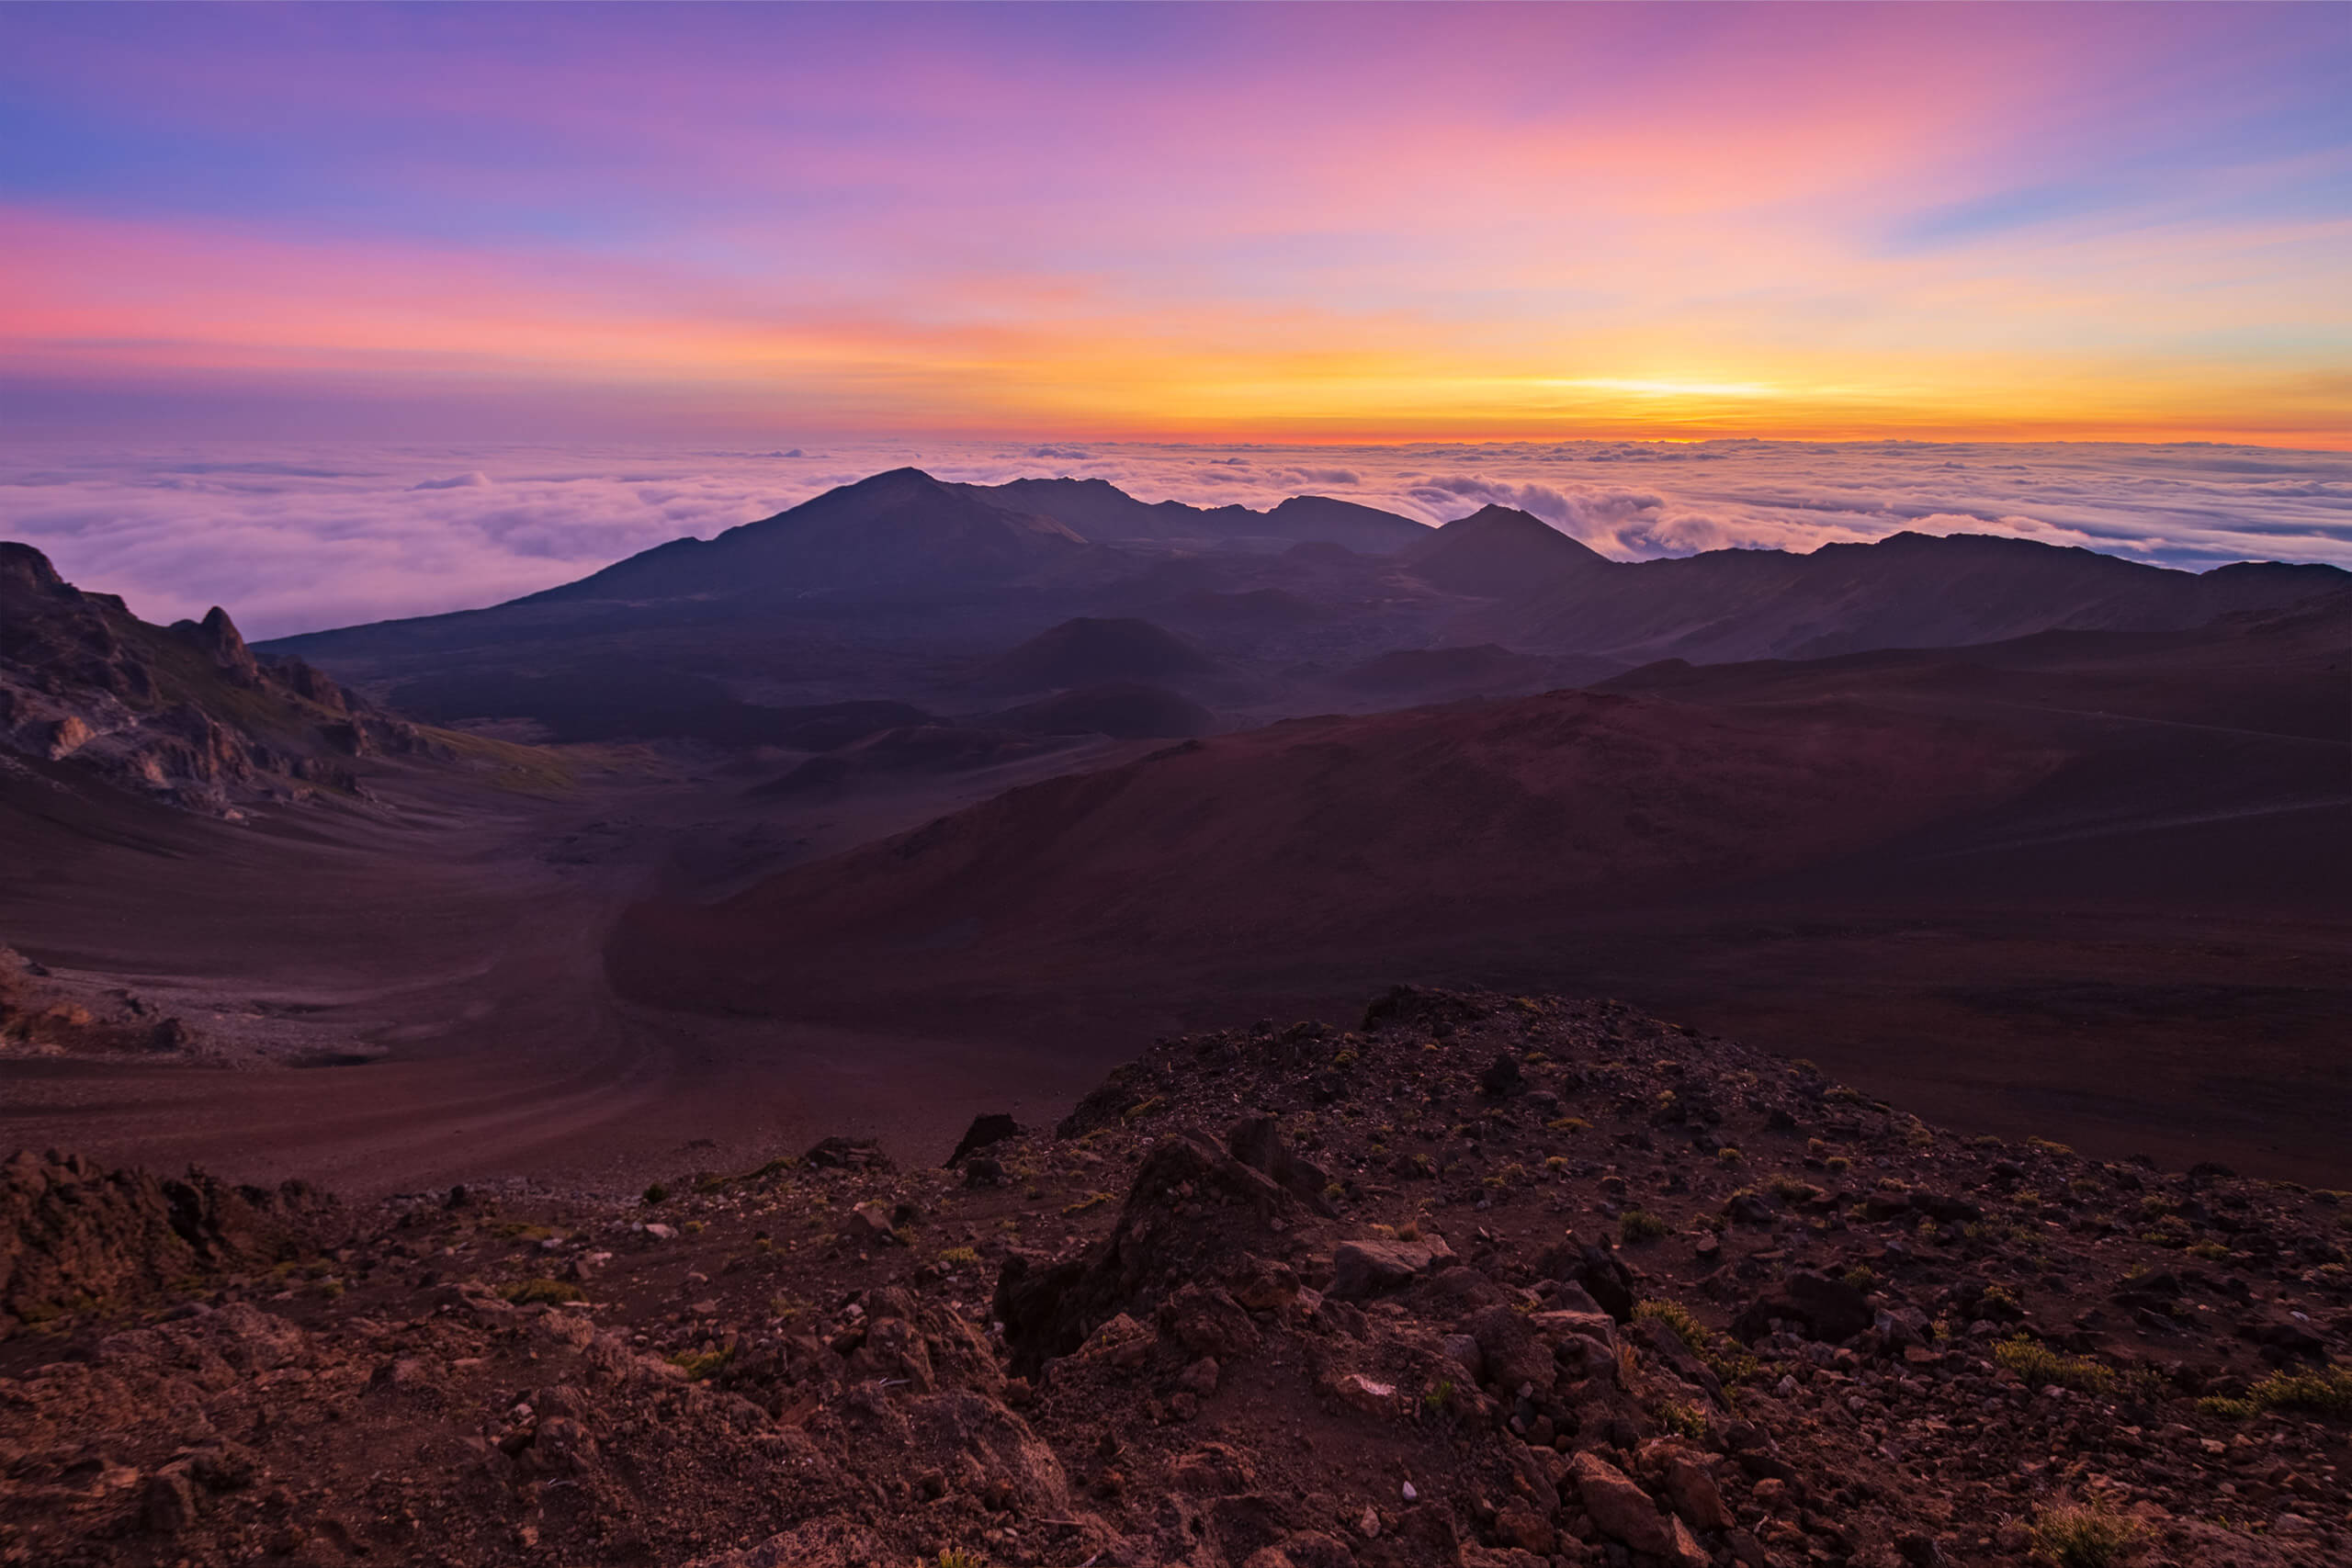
[5,2,2348,446]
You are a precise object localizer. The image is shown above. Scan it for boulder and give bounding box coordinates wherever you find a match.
[1492,1503,1555,1554]
[1226,1116,1338,1215]
[1533,1241,1637,1322]
[1570,1451,1675,1556]
[1654,1450,1734,1531]
[1457,1303,1555,1394]
[945,1113,1023,1168]
[1161,1282,1261,1359]
[1477,1053,1524,1098]
[1909,1190,1982,1224]
[1329,1235,1455,1301]
[1323,1371,1398,1417]
[1734,1269,1873,1344]
[803,1136,893,1173]
[994,1131,1302,1373]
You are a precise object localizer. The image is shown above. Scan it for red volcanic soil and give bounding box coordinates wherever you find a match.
[612,599,2352,1183]
[991,680,1216,739]
[610,688,2057,1014]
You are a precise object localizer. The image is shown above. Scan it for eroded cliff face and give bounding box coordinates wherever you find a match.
[0,543,445,815]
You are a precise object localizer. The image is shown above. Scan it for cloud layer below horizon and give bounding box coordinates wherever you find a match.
[5,439,2346,639]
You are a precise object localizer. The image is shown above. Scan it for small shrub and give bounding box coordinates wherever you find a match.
[642,1182,669,1205]
[1634,1299,1706,1349]
[1841,1265,1876,1292]
[1657,1400,1708,1440]
[2245,1363,2352,1417]
[1546,1116,1589,1134]
[1061,1191,1114,1218]
[1995,1336,2115,1396]
[938,1246,979,1269]
[936,1550,988,1568]
[667,1346,734,1382]
[1634,1299,1759,1385]
[1619,1208,1671,1244]
[501,1278,584,1306]
[2030,1501,2147,1568]
[1715,1146,1743,1166]
[1421,1379,1454,1413]
[1767,1173,1817,1204]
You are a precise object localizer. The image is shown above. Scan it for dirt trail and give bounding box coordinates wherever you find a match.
[0,741,1143,1197]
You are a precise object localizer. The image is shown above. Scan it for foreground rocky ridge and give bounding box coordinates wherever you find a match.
[0,543,447,815]
[1,989,2346,1567]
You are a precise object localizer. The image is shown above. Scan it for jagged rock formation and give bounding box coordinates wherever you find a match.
[0,1149,330,1330]
[1,987,2345,1566]
[0,542,445,813]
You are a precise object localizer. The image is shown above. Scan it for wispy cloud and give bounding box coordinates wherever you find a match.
[0,6,2346,445]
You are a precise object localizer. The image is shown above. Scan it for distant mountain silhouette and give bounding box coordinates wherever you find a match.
[526,468,1086,604]
[263,468,2349,746]
[1482,529,2349,663]
[1395,504,1610,597]
[962,477,1427,553]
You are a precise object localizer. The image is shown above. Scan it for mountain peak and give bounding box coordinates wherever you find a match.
[1399,505,1607,596]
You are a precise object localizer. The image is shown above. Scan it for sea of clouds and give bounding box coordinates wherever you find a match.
[2,439,2346,639]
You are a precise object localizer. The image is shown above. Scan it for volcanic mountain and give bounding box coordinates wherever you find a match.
[1396,504,1611,597]
[526,467,1088,604]
[1478,529,2349,664]
[263,469,2346,749]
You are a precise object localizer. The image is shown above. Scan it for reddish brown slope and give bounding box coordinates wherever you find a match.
[609,689,2056,1021]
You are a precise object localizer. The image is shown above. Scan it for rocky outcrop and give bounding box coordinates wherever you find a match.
[3,988,2348,1567]
[0,542,446,813]
[0,1149,331,1329]
[994,1125,1305,1373]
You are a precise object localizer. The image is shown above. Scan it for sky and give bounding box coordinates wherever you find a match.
[7,438,2347,638]
[3,2,2348,448]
